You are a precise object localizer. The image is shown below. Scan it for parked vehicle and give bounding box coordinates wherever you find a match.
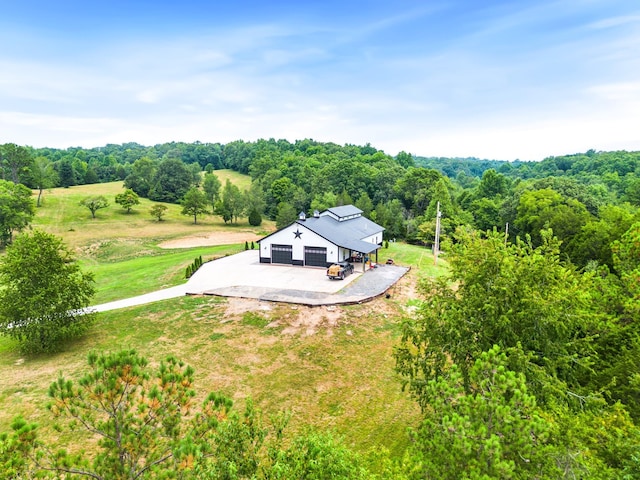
[327,261,354,280]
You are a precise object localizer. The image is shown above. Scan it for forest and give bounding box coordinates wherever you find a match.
[1,139,639,478]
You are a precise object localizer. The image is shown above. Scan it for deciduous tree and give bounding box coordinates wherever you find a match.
[27,156,58,207]
[275,202,297,229]
[124,156,157,197]
[0,230,95,353]
[203,172,221,214]
[0,143,32,184]
[149,158,194,203]
[149,204,168,221]
[514,188,591,249]
[395,229,595,407]
[0,179,35,247]
[181,187,208,224]
[215,179,244,224]
[114,188,140,213]
[475,168,509,198]
[80,195,109,218]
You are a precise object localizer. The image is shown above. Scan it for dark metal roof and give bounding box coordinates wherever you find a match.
[299,214,383,253]
[325,205,362,219]
[258,205,384,254]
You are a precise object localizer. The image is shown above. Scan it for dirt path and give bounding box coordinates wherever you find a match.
[158,231,262,249]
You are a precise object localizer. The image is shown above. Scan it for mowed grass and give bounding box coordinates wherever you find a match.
[0,176,447,462]
[30,172,272,300]
[212,168,252,191]
[81,244,246,304]
[32,170,265,249]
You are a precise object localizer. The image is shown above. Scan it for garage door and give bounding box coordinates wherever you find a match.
[304,246,327,267]
[271,244,293,264]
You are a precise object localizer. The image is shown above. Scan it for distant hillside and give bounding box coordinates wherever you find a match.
[414,156,513,178]
[414,149,640,182]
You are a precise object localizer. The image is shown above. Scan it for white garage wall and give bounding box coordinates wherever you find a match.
[259,223,339,264]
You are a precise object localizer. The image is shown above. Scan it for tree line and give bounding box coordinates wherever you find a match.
[2,139,640,269]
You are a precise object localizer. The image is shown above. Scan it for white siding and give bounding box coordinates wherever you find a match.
[259,223,339,264]
[361,233,382,245]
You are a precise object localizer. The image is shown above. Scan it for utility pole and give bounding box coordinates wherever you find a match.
[434,201,441,265]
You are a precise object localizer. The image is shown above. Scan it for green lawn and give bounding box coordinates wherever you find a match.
[32,173,265,249]
[81,243,246,304]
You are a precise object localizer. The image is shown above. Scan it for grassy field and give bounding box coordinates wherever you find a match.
[0,180,448,462]
[32,170,264,249]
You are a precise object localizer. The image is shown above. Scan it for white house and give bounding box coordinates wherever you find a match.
[258,205,384,267]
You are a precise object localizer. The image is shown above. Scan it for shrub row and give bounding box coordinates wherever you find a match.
[185,255,204,279]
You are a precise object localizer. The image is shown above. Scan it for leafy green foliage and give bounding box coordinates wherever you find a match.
[372,200,406,240]
[475,168,509,198]
[124,156,157,197]
[203,172,221,214]
[264,430,369,480]
[26,156,58,207]
[149,157,195,203]
[149,203,168,221]
[195,399,269,479]
[0,179,35,246]
[114,188,140,213]
[181,187,209,224]
[79,195,109,218]
[396,229,595,407]
[567,204,638,269]
[394,167,443,215]
[0,143,32,184]
[545,402,640,479]
[0,230,95,353]
[214,179,244,224]
[275,202,297,229]
[515,187,592,249]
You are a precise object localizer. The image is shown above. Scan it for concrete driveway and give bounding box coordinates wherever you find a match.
[91,250,409,312]
[187,250,409,306]
[185,250,359,294]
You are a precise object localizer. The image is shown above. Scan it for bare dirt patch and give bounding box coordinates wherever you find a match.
[223,298,273,317]
[280,305,344,337]
[158,231,262,249]
[215,271,419,337]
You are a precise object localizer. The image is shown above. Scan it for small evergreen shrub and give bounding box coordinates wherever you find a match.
[248,209,262,226]
[185,255,205,279]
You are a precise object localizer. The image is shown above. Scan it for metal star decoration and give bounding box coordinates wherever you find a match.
[293,229,303,239]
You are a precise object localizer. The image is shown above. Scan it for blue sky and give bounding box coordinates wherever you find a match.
[1,0,639,160]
